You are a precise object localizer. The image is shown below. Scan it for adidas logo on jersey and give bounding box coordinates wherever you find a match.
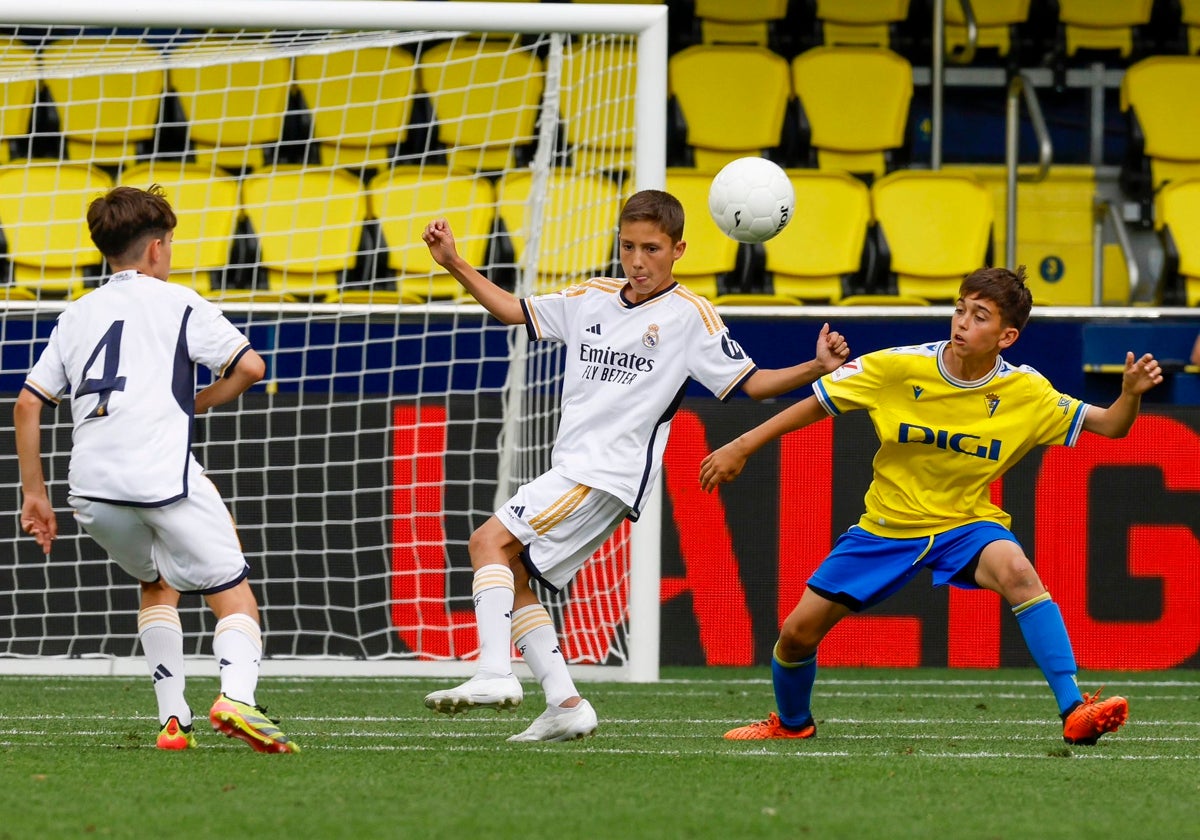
[508,505,526,519]
[586,323,602,335]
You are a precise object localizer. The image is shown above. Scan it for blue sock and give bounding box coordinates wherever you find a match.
[772,643,817,729]
[1014,595,1084,715]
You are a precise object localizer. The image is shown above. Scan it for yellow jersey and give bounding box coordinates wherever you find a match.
[813,341,1088,537]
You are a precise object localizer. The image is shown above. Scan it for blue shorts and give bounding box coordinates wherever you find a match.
[807,521,1021,612]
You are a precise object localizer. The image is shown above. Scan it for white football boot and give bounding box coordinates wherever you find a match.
[424,675,523,714]
[507,699,598,742]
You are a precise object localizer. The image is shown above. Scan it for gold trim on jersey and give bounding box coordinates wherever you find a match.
[715,362,757,400]
[22,377,61,405]
[529,483,592,536]
[669,285,724,335]
[218,341,251,378]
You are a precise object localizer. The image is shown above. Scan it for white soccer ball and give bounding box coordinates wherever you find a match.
[707,157,795,244]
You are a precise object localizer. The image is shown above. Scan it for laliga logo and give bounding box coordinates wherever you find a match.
[898,423,1002,461]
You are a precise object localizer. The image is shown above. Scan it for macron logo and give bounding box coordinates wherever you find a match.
[586,323,602,336]
[509,505,525,519]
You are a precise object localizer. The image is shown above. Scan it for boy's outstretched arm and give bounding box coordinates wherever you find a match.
[740,323,849,400]
[13,390,56,554]
[423,218,524,326]
[700,394,828,492]
[1082,351,1163,438]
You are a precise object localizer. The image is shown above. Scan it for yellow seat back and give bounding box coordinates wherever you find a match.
[42,39,166,167]
[693,0,790,46]
[0,162,114,295]
[944,0,1031,57]
[169,38,292,172]
[871,170,993,301]
[664,168,740,299]
[0,39,39,165]
[294,45,418,169]
[562,39,637,173]
[792,46,912,177]
[815,0,911,47]
[1120,57,1200,190]
[367,168,496,301]
[117,162,241,296]
[418,38,544,174]
[496,171,623,292]
[241,166,368,298]
[669,45,791,173]
[1057,0,1153,57]
[1155,178,1200,306]
[764,171,871,303]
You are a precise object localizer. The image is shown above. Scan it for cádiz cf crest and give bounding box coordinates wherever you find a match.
[985,392,1000,417]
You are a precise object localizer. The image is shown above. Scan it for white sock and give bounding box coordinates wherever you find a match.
[213,613,262,706]
[473,565,516,678]
[138,605,191,727]
[512,603,578,707]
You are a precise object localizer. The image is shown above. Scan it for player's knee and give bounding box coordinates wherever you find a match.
[777,621,823,658]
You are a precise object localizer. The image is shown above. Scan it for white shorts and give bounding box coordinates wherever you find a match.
[498,469,630,591]
[69,475,250,594]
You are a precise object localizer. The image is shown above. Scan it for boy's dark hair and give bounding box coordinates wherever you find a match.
[87,185,177,263]
[959,265,1033,331]
[619,189,685,243]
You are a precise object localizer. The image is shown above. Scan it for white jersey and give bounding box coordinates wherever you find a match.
[521,278,756,518]
[23,270,252,507]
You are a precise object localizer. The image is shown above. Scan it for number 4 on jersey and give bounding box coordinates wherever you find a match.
[75,321,127,418]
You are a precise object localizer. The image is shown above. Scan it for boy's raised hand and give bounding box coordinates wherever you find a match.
[1123,351,1163,396]
[422,218,459,268]
[815,322,850,373]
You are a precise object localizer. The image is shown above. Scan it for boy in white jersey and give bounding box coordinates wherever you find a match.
[701,266,1163,745]
[14,186,297,753]
[420,190,850,741]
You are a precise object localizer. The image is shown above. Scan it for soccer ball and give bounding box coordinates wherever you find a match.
[707,157,795,244]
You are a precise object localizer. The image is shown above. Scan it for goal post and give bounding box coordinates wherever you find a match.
[0,0,667,681]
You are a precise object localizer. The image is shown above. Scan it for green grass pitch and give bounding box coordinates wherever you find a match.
[1,667,1197,839]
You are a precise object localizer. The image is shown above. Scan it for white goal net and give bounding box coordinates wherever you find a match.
[0,0,667,679]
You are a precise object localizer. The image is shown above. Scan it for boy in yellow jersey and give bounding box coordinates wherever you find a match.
[701,266,1163,745]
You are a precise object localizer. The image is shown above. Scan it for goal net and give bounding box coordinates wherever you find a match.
[0,0,667,680]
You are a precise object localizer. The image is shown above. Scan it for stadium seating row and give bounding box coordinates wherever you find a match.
[0,161,628,303]
[0,162,1008,306]
[669,167,994,304]
[0,34,588,176]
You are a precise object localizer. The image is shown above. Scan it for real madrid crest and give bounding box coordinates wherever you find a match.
[642,323,660,349]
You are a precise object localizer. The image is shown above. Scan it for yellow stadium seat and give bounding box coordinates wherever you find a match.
[41,39,166,167]
[1183,0,1200,54]
[870,170,994,302]
[367,167,496,302]
[1057,0,1153,58]
[495,171,623,293]
[664,169,741,300]
[0,39,39,165]
[117,161,241,297]
[763,171,872,303]
[240,166,369,300]
[562,39,637,173]
[168,38,292,173]
[668,45,791,173]
[815,0,911,48]
[1120,56,1200,193]
[0,162,114,296]
[693,0,790,47]
[944,0,1031,59]
[294,45,418,170]
[418,38,544,175]
[792,46,912,178]
[1154,178,1200,307]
